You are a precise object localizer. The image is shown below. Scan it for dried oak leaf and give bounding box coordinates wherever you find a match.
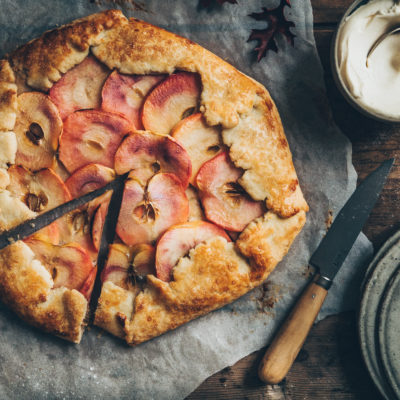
[248,0,295,62]
[199,0,237,8]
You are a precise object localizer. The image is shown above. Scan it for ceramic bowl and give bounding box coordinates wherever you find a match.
[331,0,400,123]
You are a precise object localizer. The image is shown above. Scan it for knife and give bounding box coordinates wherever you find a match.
[258,158,394,384]
[89,172,127,318]
[0,174,127,251]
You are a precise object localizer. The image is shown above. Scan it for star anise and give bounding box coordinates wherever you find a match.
[248,0,296,62]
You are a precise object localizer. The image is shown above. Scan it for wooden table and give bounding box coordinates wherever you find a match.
[189,1,400,398]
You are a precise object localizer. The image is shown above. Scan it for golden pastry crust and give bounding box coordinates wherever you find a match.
[9,10,125,91]
[0,10,308,344]
[0,242,87,343]
[222,99,308,217]
[237,211,307,281]
[0,60,17,131]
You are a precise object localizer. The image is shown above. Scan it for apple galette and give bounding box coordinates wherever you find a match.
[0,10,308,344]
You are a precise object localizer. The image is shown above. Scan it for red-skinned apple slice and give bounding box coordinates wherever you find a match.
[141,72,201,134]
[171,113,222,185]
[25,238,94,291]
[56,190,112,261]
[101,244,132,290]
[49,56,109,120]
[29,221,60,245]
[114,131,192,187]
[131,244,156,277]
[196,152,265,232]
[64,163,114,251]
[155,221,231,282]
[116,172,189,246]
[91,198,110,251]
[14,92,62,171]
[101,244,156,289]
[7,165,71,213]
[59,110,133,173]
[79,266,97,300]
[59,210,97,260]
[7,165,69,245]
[101,71,165,128]
[65,163,115,198]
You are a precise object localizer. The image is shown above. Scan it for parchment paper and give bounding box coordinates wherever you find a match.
[0,1,373,399]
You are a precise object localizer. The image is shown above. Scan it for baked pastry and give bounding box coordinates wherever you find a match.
[0,10,308,344]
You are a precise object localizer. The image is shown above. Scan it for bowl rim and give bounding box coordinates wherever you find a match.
[331,0,400,124]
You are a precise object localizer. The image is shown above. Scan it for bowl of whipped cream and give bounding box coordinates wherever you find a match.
[332,0,400,122]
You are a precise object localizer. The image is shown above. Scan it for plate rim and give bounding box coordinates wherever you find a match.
[378,262,400,399]
[358,231,400,399]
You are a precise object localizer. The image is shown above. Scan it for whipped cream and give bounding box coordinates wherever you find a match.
[337,0,400,119]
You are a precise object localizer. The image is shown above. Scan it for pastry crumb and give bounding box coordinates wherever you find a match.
[256,281,282,314]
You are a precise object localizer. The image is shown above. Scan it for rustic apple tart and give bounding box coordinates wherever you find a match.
[0,10,308,344]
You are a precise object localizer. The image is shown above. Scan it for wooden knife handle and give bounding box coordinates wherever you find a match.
[258,276,328,384]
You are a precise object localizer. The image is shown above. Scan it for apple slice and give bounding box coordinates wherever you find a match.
[196,152,265,232]
[131,244,156,278]
[141,72,201,134]
[172,113,222,185]
[65,163,115,198]
[59,110,133,173]
[14,92,63,171]
[116,173,189,246]
[65,163,114,251]
[56,189,112,259]
[53,160,70,182]
[186,186,204,221]
[114,131,191,188]
[91,198,110,251]
[102,71,165,128]
[79,267,97,300]
[101,244,133,290]
[49,56,109,120]
[29,221,60,245]
[7,166,71,213]
[25,238,94,291]
[155,221,230,282]
[7,166,69,244]
[59,209,98,260]
[101,243,156,289]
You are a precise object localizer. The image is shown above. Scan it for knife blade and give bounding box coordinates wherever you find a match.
[0,174,127,251]
[309,158,395,288]
[258,158,394,384]
[89,171,127,318]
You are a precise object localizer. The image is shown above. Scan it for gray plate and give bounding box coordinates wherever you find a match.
[359,232,400,400]
[361,230,400,293]
[379,256,400,399]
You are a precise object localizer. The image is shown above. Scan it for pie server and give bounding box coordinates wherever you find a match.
[0,174,127,251]
[258,158,394,384]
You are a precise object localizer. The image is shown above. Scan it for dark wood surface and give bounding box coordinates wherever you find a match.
[188,0,399,398]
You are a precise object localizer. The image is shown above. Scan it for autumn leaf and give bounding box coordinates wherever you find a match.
[248,0,296,62]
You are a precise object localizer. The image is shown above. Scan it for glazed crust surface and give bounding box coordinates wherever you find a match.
[0,10,308,344]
